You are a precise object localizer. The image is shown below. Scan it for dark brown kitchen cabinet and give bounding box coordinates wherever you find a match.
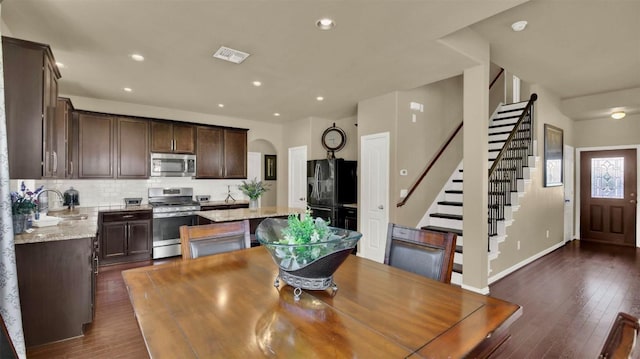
[2,36,60,179]
[151,121,195,154]
[99,210,152,265]
[196,126,247,179]
[196,126,223,178]
[117,117,149,178]
[16,237,96,347]
[78,112,115,178]
[55,97,75,178]
[224,128,248,178]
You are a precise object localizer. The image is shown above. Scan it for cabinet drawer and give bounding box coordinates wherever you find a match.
[101,210,152,222]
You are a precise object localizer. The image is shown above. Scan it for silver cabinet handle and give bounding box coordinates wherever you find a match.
[378,205,384,210]
[53,151,58,173]
[299,197,305,201]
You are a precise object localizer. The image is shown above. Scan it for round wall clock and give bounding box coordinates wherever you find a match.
[321,125,346,153]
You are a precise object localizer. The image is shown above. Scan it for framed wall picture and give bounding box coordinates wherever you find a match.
[544,124,563,187]
[264,155,277,180]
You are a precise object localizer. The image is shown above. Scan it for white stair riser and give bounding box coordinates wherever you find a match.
[451,272,462,286]
[445,193,463,202]
[429,217,462,230]
[456,236,463,246]
[489,142,504,151]
[489,133,509,142]
[454,252,463,264]
[449,182,463,191]
[438,204,462,216]
[489,125,515,135]
[500,102,528,111]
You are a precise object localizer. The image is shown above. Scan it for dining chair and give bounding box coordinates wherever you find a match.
[599,312,640,359]
[384,223,457,284]
[180,220,251,260]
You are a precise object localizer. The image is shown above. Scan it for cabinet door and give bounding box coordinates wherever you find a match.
[55,98,71,178]
[173,123,195,154]
[101,222,127,259]
[43,59,58,178]
[117,117,149,178]
[78,113,114,178]
[151,121,173,153]
[196,126,224,178]
[3,38,46,179]
[127,220,152,255]
[224,129,247,178]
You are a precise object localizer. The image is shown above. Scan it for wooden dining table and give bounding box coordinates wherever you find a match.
[122,247,521,358]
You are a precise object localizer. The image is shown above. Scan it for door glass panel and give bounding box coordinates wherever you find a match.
[591,157,624,198]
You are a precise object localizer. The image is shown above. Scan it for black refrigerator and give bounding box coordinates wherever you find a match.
[307,159,357,227]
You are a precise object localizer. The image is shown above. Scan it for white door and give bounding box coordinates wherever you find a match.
[288,146,307,209]
[359,132,390,262]
[248,152,262,206]
[564,145,574,242]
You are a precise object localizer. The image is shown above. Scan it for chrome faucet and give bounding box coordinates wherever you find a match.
[36,189,64,213]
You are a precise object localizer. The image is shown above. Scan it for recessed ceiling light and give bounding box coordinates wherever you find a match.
[252,81,262,87]
[123,87,133,92]
[611,111,626,120]
[316,96,324,101]
[218,103,225,108]
[55,62,65,68]
[511,20,528,32]
[316,18,335,30]
[273,113,280,117]
[131,54,145,62]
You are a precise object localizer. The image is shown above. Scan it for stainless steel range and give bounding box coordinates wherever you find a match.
[148,187,200,259]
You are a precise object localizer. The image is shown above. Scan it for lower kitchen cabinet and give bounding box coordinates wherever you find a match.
[99,210,152,265]
[15,237,96,347]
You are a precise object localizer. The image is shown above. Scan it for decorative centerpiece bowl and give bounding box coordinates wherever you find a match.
[256,216,362,300]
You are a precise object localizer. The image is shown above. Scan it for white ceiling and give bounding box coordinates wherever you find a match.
[2,0,638,123]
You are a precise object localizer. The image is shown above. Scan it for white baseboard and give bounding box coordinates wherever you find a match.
[487,241,565,285]
[461,284,490,295]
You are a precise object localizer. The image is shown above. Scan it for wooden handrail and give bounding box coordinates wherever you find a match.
[488,93,538,177]
[489,68,505,90]
[397,68,505,208]
[397,122,463,207]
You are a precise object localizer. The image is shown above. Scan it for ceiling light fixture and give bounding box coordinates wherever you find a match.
[55,62,65,68]
[218,104,224,108]
[131,54,145,62]
[316,96,324,101]
[123,87,133,92]
[316,18,335,30]
[273,113,280,117]
[252,81,262,87]
[511,20,528,32]
[611,111,626,120]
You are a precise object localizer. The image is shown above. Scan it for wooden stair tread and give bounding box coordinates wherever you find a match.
[437,201,463,206]
[421,225,463,237]
[429,213,462,220]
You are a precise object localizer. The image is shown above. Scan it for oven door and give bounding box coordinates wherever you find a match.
[152,212,197,259]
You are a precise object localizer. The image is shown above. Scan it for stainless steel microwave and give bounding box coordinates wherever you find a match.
[150,153,196,177]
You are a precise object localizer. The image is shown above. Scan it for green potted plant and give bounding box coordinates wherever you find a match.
[10,181,43,234]
[238,178,270,210]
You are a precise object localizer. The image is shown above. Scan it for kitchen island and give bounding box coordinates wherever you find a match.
[196,206,304,246]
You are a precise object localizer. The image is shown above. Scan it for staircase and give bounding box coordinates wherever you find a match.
[420,97,536,286]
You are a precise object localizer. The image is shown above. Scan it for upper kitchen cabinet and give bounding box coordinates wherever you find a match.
[3,36,61,179]
[77,112,115,178]
[55,97,74,178]
[117,117,149,178]
[196,126,247,179]
[151,121,195,154]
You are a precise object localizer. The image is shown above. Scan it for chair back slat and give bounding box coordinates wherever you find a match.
[600,312,640,359]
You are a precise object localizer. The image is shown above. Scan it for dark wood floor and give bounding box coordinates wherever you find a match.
[490,240,640,359]
[25,240,640,358]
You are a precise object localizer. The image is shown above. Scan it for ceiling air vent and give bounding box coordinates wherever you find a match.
[212,46,250,64]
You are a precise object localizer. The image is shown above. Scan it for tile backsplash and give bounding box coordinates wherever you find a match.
[10,178,248,209]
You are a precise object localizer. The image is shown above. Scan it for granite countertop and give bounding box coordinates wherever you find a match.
[14,205,153,245]
[343,203,358,209]
[197,206,304,222]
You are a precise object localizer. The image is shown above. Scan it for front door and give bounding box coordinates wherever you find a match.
[580,149,637,246]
